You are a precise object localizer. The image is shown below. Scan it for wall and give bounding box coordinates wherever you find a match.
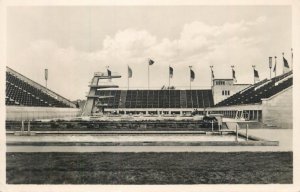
[6,106,81,121]
[261,87,293,129]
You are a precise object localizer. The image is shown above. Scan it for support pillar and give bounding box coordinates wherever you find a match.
[27,121,31,134]
[246,124,249,141]
[235,124,239,142]
[21,120,24,134]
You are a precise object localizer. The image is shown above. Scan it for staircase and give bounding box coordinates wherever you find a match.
[226,121,272,129]
[118,90,127,108]
[180,90,187,108]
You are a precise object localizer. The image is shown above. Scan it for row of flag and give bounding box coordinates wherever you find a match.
[106,51,292,84]
[254,52,291,82]
[126,64,193,80]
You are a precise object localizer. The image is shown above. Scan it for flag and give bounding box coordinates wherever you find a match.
[148,59,154,65]
[254,69,259,82]
[44,69,48,81]
[283,56,289,73]
[291,49,293,67]
[211,69,214,79]
[232,69,237,82]
[273,62,276,73]
[169,66,173,78]
[190,69,195,81]
[107,69,111,77]
[128,66,132,78]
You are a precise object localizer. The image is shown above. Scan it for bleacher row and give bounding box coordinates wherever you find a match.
[95,89,214,108]
[6,71,71,108]
[215,71,293,106]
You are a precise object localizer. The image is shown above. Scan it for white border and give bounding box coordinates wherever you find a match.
[1,0,299,191]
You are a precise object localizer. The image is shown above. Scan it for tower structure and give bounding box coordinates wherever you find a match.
[82,71,121,116]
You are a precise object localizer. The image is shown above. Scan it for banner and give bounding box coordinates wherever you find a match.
[45,69,48,81]
[232,69,236,82]
[149,59,155,65]
[107,69,111,76]
[169,66,173,78]
[128,66,132,78]
[190,69,195,81]
[283,56,290,73]
[254,69,260,82]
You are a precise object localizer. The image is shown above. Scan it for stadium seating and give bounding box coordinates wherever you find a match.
[215,71,293,106]
[6,71,72,108]
[95,89,214,109]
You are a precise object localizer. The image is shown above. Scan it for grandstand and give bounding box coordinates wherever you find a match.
[95,89,214,109]
[211,71,293,128]
[215,71,293,106]
[6,67,75,108]
[6,67,80,121]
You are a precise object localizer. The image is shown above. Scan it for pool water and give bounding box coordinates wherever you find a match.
[7,133,246,143]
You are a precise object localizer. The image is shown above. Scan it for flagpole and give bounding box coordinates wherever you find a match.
[189,66,192,108]
[282,52,284,74]
[252,65,256,84]
[291,48,293,70]
[210,65,213,87]
[189,66,192,90]
[169,65,171,108]
[274,56,277,77]
[168,65,170,89]
[127,65,129,90]
[148,63,150,89]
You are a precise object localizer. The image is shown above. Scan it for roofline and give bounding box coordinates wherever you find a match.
[213,79,233,80]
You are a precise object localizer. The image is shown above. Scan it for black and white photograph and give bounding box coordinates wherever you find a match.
[1,0,300,191]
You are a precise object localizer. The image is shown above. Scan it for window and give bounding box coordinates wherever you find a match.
[216,80,226,85]
[222,90,230,96]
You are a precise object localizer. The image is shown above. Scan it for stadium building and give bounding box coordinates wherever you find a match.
[81,68,293,129]
[5,65,293,129]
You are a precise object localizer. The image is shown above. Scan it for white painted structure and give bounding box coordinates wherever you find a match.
[212,79,250,104]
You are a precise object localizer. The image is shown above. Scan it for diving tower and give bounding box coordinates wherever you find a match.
[82,71,121,116]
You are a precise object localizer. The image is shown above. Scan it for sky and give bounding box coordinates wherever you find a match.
[7,6,292,100]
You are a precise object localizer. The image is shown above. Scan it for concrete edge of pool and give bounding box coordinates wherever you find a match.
[6,130,279,147]
[6,140,279,146]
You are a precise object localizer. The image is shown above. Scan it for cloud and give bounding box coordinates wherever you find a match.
[9,16,271,100]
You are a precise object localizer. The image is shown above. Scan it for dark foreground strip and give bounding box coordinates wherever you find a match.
[6,152,292,184]
[7,140,279,146]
